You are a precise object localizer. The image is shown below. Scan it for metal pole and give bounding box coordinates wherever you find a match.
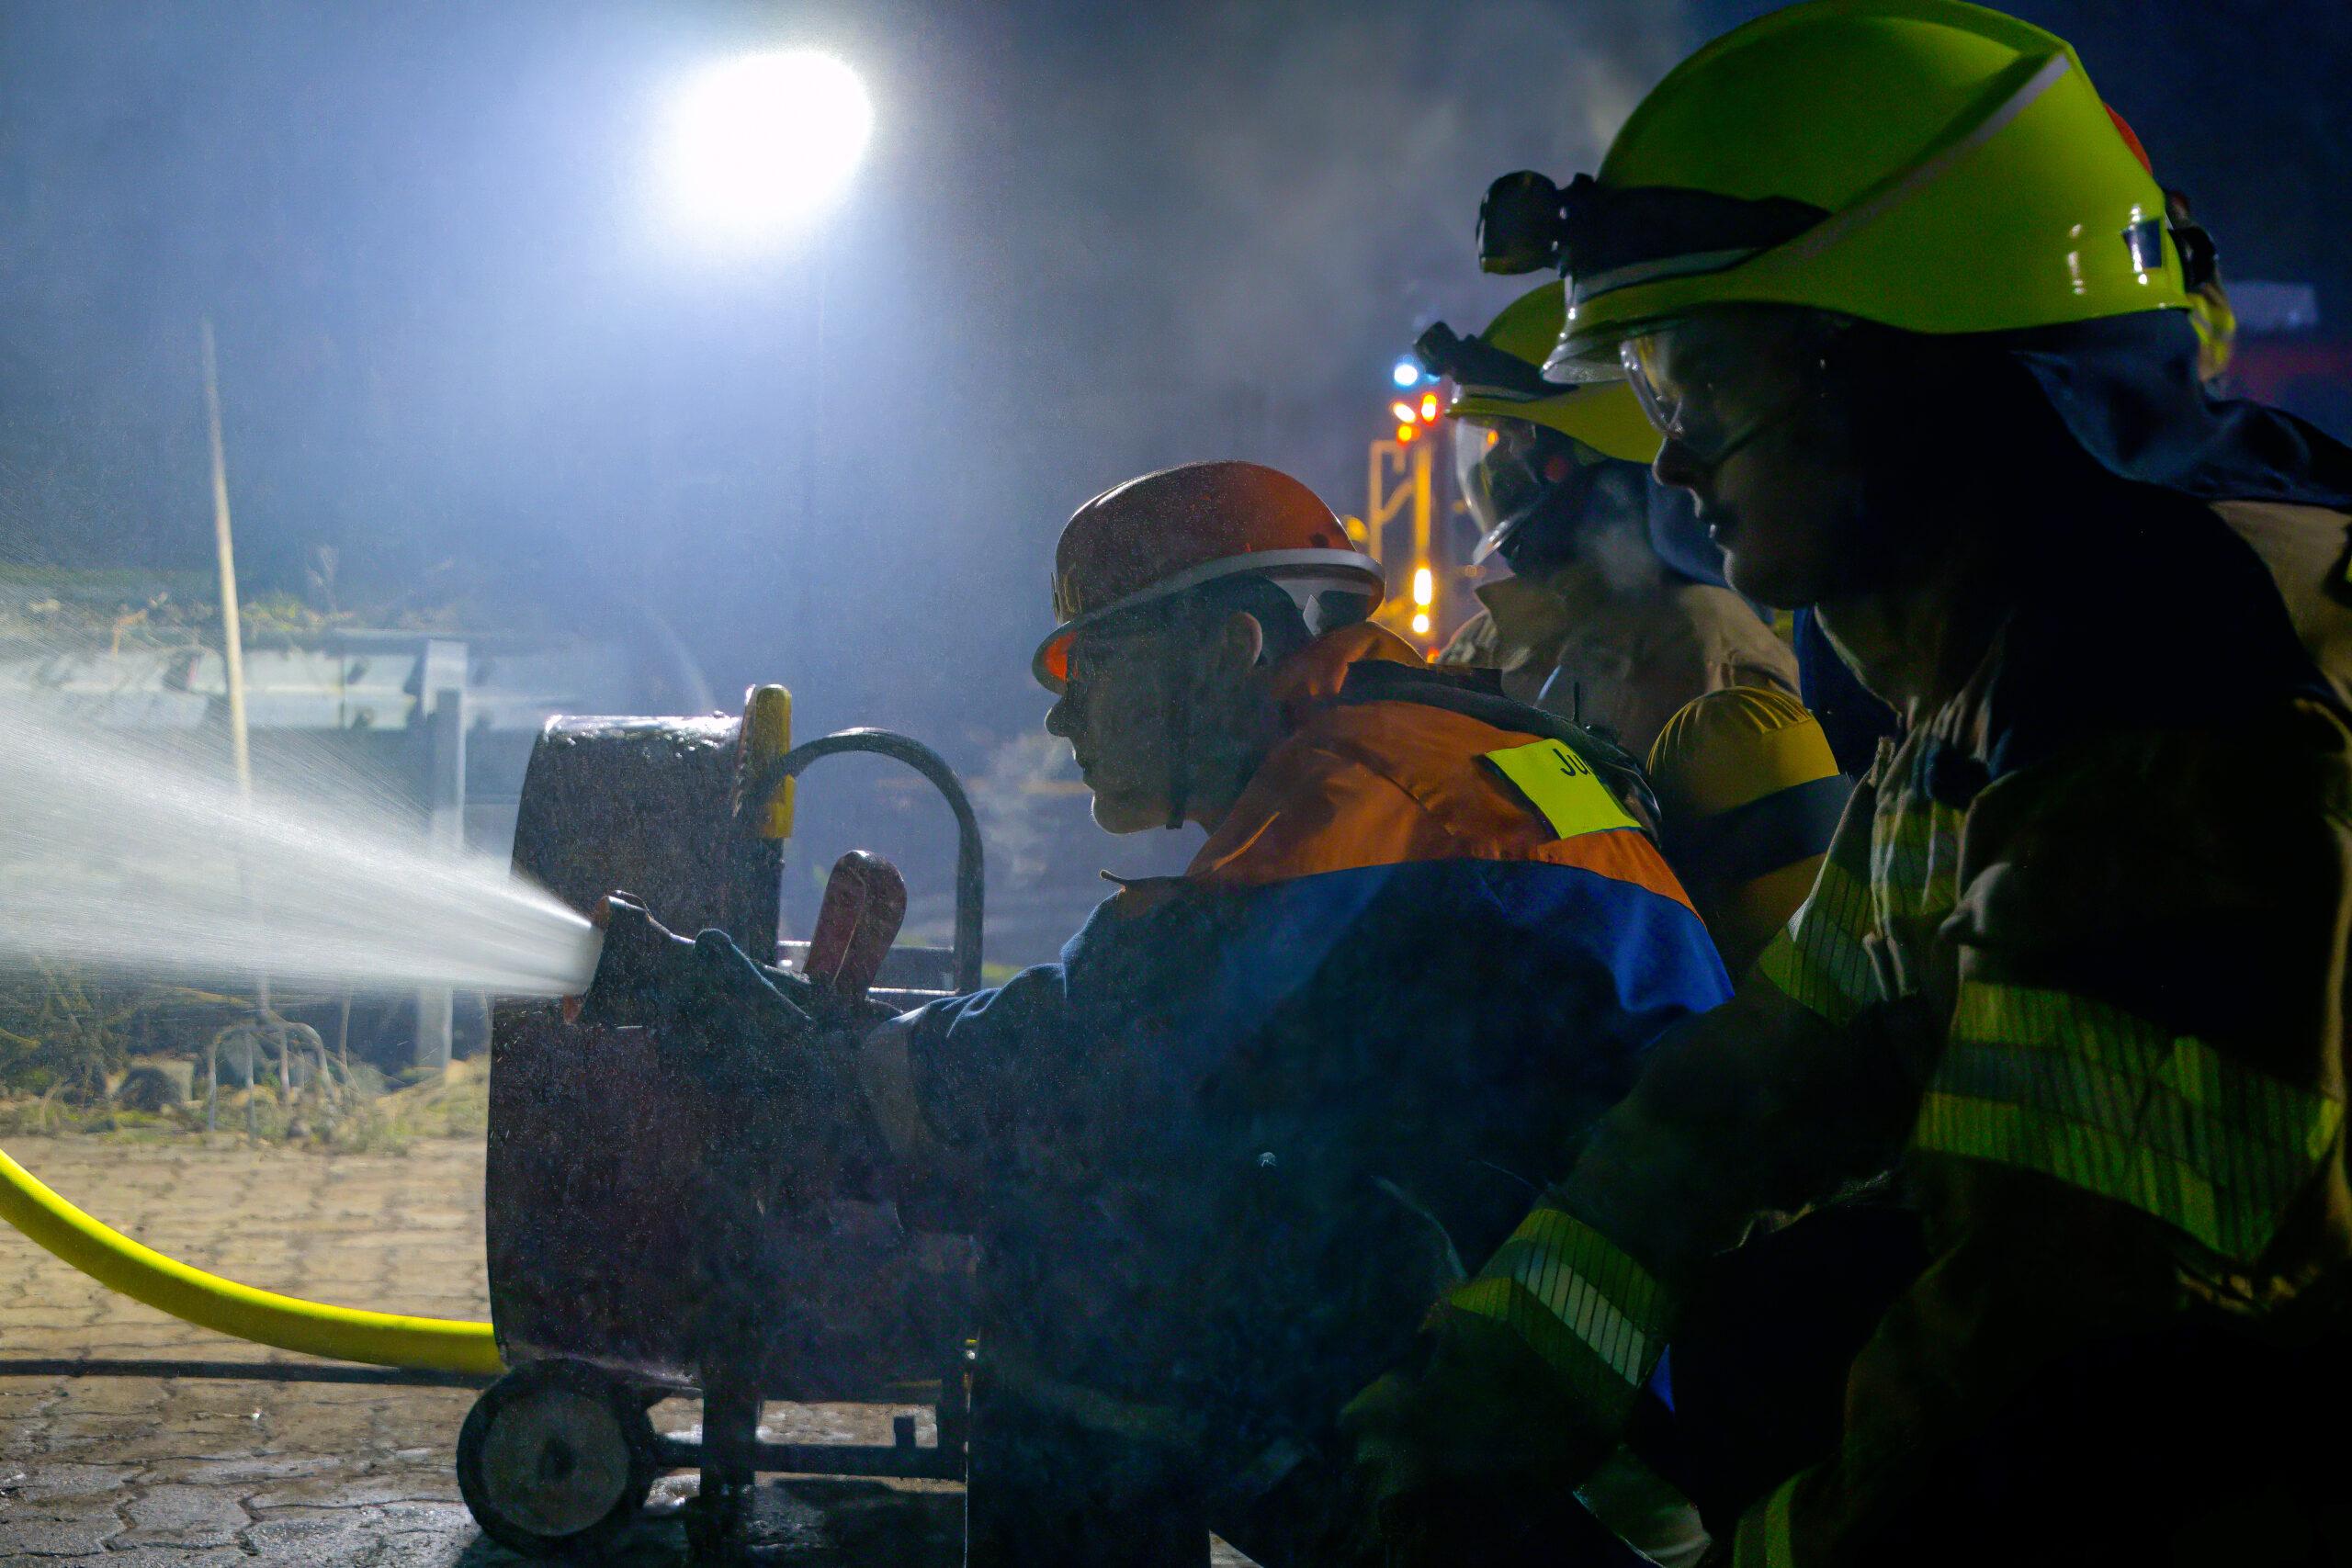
[1410,436,1433,578]
[200,321,252,797]
[413,642,466,1075]
[202,321,276,1043]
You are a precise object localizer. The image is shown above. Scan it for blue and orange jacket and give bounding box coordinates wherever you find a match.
[899,623,1729,1438]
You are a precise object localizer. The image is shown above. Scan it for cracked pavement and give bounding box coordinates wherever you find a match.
[0,1136,1257,1564]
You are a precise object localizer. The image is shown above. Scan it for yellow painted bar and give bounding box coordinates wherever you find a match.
[743,682,797,840]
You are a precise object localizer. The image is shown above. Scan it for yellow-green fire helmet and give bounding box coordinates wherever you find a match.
[1515,0,2190,375]
[1426,286,1660,463]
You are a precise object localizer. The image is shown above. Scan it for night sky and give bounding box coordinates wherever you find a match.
[1,0,2345,766]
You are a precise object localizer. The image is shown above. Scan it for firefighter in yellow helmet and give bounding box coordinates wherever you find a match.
[2170,185,2238,386]
[1343,4,2352,1563]
[1426,291,1843,984]
[2106,107,2237,386]
[1424,287,1799,759]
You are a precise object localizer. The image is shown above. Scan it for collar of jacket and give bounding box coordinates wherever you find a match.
[1095,615,1694,910]
[1470,559,1645,671]
[1091,623,1430,912]
[1261,620,1430,717]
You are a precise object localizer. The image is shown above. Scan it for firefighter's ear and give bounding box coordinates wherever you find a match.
[1206,609,1266,682]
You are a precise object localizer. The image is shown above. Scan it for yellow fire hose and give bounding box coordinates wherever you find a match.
[0,1145,501,1376]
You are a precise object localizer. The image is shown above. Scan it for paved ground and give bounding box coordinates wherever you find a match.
[1,1135,1258,1564]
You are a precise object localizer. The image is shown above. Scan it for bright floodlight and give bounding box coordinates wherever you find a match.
[665,51,874,243]
[1391,358,1421,388]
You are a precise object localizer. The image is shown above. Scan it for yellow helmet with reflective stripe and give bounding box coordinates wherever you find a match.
[1430,287,1661,463]
[1488,0,2190,374]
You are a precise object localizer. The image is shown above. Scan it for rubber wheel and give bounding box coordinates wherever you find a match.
[457,1359,659,1559]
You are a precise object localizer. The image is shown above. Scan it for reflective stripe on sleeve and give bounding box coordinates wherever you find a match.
[1755,858,1879,1024]
[1445,1207,1671,1424]
[1731,1469,1806,1568]
[1915,982,2346,1262]
[1868,798,1964,919]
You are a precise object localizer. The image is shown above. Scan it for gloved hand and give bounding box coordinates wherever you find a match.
[759,961,899,1029]
[1339,1306,1617,1565]
[574,894,826,1097]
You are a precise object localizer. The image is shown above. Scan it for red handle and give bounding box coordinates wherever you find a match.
[802,852,907,1004]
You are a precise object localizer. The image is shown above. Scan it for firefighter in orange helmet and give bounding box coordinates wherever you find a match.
[841,459,1733,1565]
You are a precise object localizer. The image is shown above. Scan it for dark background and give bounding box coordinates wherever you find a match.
[1,0,2343,924]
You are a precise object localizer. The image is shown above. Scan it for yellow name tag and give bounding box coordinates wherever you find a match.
[1484,739,1638,840]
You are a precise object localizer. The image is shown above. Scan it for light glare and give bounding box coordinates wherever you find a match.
[1410,566,1434,607]
[1409,612,1431,636]
[665,51,874,243]
[1392,359,1420,388]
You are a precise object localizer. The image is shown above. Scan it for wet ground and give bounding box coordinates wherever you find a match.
[0,1137,1252,1564]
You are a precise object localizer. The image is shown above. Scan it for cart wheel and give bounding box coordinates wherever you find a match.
[457,1359,659,1559]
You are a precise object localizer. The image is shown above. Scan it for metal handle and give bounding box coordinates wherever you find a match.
[744,729,985,995]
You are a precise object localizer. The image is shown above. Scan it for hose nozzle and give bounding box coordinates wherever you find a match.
[569,892,817,1095]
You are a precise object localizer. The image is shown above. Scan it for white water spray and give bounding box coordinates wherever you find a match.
[0,694,601,998]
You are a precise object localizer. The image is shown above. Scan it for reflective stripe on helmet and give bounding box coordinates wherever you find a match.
[1527,0,2191,371]
[1563,52,2075,321]
[1765,52,2071,275]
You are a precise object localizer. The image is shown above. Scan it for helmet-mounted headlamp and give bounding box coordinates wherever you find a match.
[1476,172,1577,276]
[1476,169,1829,298]
[1412,321,1556,403]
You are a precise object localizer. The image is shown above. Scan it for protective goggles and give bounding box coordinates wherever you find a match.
[1619,311,1849,468]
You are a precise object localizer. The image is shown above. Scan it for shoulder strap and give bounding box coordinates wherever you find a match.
[1329,660,1662,835]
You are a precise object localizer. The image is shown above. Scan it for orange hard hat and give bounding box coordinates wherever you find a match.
[1033,460,1385,691]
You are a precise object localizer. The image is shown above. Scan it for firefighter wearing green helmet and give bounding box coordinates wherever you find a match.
[1429,288,1849,980]
[1343,3,2352,1563]
[1425,285,1800,761]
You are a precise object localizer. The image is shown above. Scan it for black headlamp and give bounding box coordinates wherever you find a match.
[1477,171,1579,276]
[1411,320,1556,401]
[1476,169,1828,290]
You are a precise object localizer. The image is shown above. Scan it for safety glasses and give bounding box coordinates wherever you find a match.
[1059,619,1174,687]
[1619,312,1848,468]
